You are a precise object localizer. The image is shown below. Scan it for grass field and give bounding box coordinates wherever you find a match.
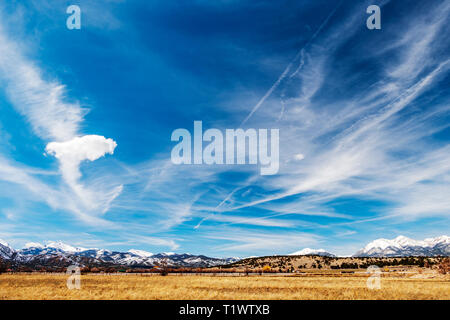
[1,272,449,300]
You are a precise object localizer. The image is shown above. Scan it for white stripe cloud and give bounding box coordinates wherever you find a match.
[0,16,122,221]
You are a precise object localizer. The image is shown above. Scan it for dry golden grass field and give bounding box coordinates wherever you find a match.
[0,272,449,300]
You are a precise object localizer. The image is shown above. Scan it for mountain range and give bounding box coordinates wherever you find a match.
[1,235,448,269]
[353,235,450,257]
[0,240,239,268]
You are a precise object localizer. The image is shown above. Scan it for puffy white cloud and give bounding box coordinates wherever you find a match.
[46,135,117,183]
[46,135,117,161]
[46,135,121,213]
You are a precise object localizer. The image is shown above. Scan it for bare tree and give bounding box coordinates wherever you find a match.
[159,257,168,276]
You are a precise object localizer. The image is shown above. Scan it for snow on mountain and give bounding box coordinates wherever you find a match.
[75,248,111,260]
[0,239,12,248]
[424,235,450,246]
[82,251,238,267]
[24,242,44,249]
[289,248,335,257]
[0,239,17,260]
[354,235,450,257]
[3,235,448,268]
[129,249,153,257]
[0,239,240,267]
[46,241,87,253]
[20,241,89,256]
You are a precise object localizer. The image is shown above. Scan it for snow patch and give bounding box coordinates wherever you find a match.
[129,249,153,257]
[23,242,44,249]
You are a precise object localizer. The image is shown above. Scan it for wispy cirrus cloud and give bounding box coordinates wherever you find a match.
[0,155,114,226]
[112,0,449,255]
[0,10,122,222]
[217,1,450,224]
[205,228,321,254]
[0,0,448,257]
[0,27,83,141]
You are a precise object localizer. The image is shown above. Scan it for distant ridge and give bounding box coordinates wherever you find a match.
[288,248,335,257]
[1,235,448,270]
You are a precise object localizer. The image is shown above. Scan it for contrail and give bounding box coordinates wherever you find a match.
[193,185,243,229]
[194,176,258,229]
[240,65,292,126]
[240,1,342,126]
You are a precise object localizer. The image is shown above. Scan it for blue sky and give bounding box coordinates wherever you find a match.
[0,0,449,257]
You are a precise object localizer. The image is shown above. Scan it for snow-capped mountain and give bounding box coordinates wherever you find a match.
[354,235,450,257]
[75,249,237,267]
[45,241,87,253]
[20,241,87,256]
[0,240,239,268]
[128,249,153,258]
[0,239,18,260]
[288,248,335,257]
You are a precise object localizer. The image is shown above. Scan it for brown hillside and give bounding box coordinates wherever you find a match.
[223,255,447,272]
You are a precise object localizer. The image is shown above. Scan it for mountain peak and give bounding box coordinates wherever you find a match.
[23,242,44,249]
[355,235,449,257]
[128,249,153,257]
[393,235,419,246]
[45,241,86,253]
[0,238,11,248]
[424,235,450,244]
[0,239,16,260]
[289,248,335,257]
[394,235,412,241]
